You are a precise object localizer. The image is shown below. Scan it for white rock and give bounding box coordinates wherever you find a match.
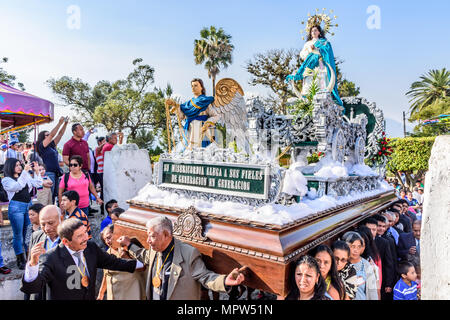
[103,144,153,210]
[421,135,450,300]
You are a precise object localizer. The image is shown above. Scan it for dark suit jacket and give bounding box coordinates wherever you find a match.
[374,236,395,288]
[128,238,226,300]
[27,230,60,300]
[397,232,418,261]
[398,214,412,233]
[21,240,137,300]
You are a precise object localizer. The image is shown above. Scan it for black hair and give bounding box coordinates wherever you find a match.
[29,203,45,214]
[398,261,414,277]
[71,123,81,133]
[69,155,83,166]
[105,199,118,214]
[285,255,327,300]
[58,218,84,241]
[331,240,350,257]
[372,214,388,224]
[307,25,326,41]
[62,190,80,207]
[96,136,105,144]
[362,217,378,227]
[36,131,47,156]
[111,207,125,218]
[357,226,380,262]
[3,158,21,178]
[311,244,345,299]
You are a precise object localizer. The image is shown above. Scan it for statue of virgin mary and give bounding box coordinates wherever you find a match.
[286,11,343,106]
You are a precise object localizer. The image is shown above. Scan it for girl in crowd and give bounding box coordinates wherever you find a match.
[312,244,345,300]
[58,155,102,215]
[2,159,42,269]
[97,224,146,300]
[357,226,382,299]
[285,255,329,300]
[331,240,359,300]
[341,231,378,300]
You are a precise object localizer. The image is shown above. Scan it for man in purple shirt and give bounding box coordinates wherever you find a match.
[62,123,91,171]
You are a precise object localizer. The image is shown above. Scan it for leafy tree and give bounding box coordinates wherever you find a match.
[246,49,302,114]
[48,59,168,149]
[406,68,450,118]
[386,137,435,188]
[409,97,450,136]
[0,57,25,90]
[194,26,234,95]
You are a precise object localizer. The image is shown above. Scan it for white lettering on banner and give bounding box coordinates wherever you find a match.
[172,164,205,175]
[217,179,250,191]
[178,175,208,187]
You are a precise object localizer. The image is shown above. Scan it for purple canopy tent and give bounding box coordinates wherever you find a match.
[0,82,54,134]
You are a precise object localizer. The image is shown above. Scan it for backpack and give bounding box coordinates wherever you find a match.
[63,170,91,192]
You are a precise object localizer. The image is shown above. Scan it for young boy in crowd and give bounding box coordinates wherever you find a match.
[36,164,54,206]
[100,199,119,231]
[61,190,92,238]
[393,262,418,300]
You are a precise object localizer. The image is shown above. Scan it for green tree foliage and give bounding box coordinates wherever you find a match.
[410,97,450,137]
[194,26,234,94]
[0,57,25,90]
[386,137,435,187]
[406,68,450,118]
[47,59,168,150]
[246,49,302,114]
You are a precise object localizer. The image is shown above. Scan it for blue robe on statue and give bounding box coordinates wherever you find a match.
[180,94,214,147]
[286,38,343,106]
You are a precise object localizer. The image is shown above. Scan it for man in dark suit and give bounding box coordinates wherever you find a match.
[373,214,398,300]
[26,205,64,300]
[364,217,395,301]
[21,218,143,300]
[397,220,421,270]
[118,216,245,300]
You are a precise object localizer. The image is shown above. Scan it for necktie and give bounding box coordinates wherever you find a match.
[416,239,420,255]
[73,251,89,278]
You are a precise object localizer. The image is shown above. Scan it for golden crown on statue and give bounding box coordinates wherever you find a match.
[300,8,339,40]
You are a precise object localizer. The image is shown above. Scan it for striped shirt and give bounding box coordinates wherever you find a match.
[393,279,417,300]
[96,154,104,173]
[67,207,92,238]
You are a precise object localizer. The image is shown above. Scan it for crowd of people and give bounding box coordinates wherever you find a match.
[0,117,123,278]
[0,117,425,300]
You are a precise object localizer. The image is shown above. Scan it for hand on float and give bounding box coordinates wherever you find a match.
[225,267,245,286]
[117,236,131,250]
[201,122,212,134]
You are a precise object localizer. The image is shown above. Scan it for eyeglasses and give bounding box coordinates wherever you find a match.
[69,163,79,167]
[334,257,348,264]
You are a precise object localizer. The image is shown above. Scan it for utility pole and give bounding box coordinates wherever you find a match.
[403,111,407,137]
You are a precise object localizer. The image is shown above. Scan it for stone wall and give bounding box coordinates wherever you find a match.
[103,144,152,210]
[421,135,450,299]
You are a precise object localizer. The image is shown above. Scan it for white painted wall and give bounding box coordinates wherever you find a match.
[421,135,450,299]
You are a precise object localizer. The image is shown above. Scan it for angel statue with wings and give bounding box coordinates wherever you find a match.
[166,78,249,153]
[286,9,343,107]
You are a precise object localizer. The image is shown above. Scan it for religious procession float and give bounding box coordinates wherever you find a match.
[112,10,396,297]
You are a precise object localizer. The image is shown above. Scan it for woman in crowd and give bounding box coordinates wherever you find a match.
[341,231,378,300]
[357,225,382,298]
[97,224,146,300]
[58,155,102,215]
[285,255,329,300]
[37,116,68,203]
[2,158,42,269]
[331,240,359,300]
[312,244,345,300]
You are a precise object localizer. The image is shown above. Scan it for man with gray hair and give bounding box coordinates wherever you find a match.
[118,216,245,300]
[21,218,143,300]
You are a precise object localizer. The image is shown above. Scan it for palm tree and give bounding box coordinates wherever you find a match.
[194,26,234,95]
[406,68,450,117]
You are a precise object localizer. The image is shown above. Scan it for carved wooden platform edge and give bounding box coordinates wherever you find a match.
[126,189,395,231]
[122,190,396,264]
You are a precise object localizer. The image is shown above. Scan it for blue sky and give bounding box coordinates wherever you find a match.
[1,0,449,142]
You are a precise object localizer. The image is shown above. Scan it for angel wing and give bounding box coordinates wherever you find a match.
[209,78,250,154]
